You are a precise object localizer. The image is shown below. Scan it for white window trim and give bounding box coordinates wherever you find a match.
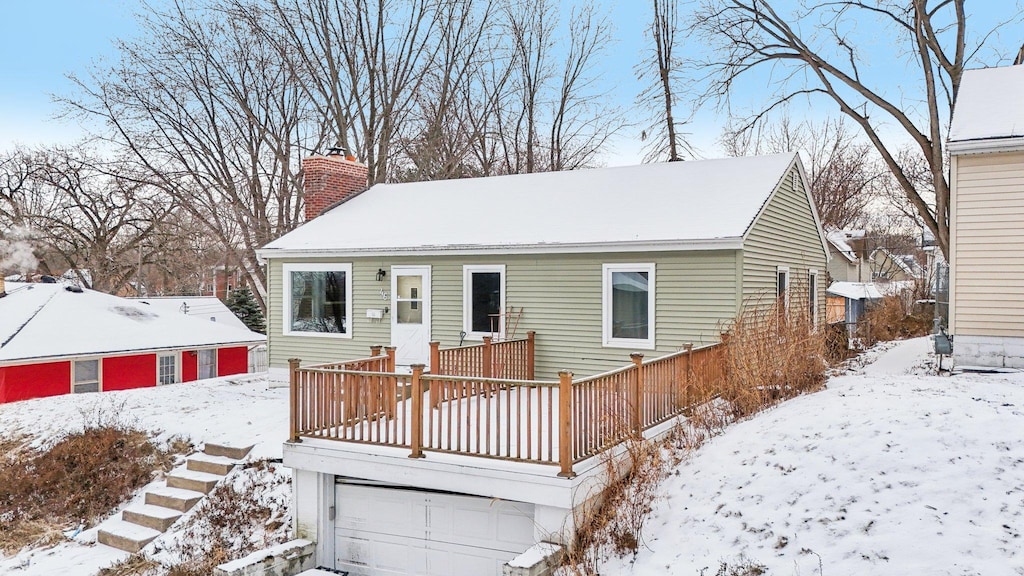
[777,266,790,311]
[808,269,819,329]
[157,352,180,385]
[283,262,354,339]
[463,265,506,340]
[602,263,656,350]
[72,357,102,394]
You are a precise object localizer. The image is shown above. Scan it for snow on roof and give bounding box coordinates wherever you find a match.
[132,296,248,330]
[825,228,859,263]
[827,282,884,300]
[0,282,264,363]
[261,153,800,255]
[949,66,1024,150]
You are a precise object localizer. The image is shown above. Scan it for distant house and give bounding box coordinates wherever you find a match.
[946,64,1024,368]
[257,151,829,574]
[0,279,265,403]
[869,248,923,282]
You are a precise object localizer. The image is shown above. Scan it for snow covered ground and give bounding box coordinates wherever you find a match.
[601,337,1024,575]
[3,339,1023,575]
[0,374,289,576]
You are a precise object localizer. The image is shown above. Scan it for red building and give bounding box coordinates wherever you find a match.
[0,279,265,404]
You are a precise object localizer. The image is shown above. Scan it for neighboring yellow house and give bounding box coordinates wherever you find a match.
[948,64,1024,368]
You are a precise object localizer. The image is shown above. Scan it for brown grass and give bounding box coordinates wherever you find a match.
[856,295,932,346]
[0,426,186,554]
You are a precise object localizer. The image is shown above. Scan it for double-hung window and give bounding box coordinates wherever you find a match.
[777,266,790,312]
[73,359,100,394]
[157,353,179,385]
[602,263,655,349]
[284,263,353,338]
[808,269,818,328]
[463,265,505,338]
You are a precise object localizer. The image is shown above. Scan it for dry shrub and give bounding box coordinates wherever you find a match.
[856,294,932,346]
[97,553,162,576]
[0,426,184,554]
[561,431,666,575]
[162,460,290,576]
[720,301,827,418]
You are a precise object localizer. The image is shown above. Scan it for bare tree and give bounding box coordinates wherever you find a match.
[723,116,882,229]
[65,0,323,309]
[0,146,172,293]
[638,0,692,162]
[691,0,1023,257]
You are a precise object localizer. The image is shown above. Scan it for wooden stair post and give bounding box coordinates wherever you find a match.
[526,331,536,381]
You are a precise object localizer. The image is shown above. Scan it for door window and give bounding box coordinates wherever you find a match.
[396,275,424,324]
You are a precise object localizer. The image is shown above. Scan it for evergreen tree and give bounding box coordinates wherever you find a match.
[226,287,265,333]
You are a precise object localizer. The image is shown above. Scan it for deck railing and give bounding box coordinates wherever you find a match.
[430,332,535,380]
[289,341,726,477]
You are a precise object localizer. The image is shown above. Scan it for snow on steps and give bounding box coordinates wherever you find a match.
[96,442,253,553]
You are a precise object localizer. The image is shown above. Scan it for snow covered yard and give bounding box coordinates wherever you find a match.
[0,374,288,459]
[600,337,1024,575]
[0,374,290,576]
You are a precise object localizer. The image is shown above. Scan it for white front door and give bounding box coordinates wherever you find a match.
[391,266,431,366]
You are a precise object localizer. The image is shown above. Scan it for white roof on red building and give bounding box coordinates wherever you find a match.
[260,153,810,256]
[0,282,264,363]
[131,296,249,331]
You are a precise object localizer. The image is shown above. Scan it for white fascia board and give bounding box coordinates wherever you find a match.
[948,137,1024,155]
[256,237,743,260]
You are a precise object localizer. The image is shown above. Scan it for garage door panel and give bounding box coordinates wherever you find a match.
[336,484,534,576]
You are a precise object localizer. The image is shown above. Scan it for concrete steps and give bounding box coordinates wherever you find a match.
[97,442,253,553]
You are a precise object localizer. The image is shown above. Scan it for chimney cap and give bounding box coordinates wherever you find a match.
[327,146,346,156]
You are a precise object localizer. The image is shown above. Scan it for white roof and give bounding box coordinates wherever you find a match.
[132,296,249,330]
[0,282,264,363]
[949,66,1024,152]
[825,228,859,263]
[827,282,884,301]
[261,154,802,256]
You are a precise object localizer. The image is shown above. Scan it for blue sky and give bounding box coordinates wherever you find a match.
[1,1,1021,164]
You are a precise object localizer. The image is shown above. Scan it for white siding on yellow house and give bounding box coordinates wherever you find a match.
[951,151,1024,339]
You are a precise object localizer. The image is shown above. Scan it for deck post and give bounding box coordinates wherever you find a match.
[386,346,396,373]
[557,370,575,478]
[429,341,440,374]
[288,358,301,443]
[526,331,536,381]
[370,345,382,358]
[682,343,693,409]
[630,353,644,434]
[482,336,493,378]
[409,364,426,459]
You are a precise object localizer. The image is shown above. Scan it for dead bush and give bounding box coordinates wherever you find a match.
[160,460,290,576]
[0,425,184,554]
[97,553,162,576]
[856,294,932,345]
[720,301,827,418]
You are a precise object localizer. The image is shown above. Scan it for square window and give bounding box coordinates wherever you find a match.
[463,265,505,338]
[158,353,178,385]
[73,359,100,394]
[283,263,353,338]
[603,263,655,349]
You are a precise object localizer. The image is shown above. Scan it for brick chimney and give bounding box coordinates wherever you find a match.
[302,147,369,221]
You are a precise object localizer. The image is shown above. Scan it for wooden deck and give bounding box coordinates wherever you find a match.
[288,336,726,477]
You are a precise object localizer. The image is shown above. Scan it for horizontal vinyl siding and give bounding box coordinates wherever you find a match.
[742,166,828,316]
[953,151,1024,337]
[268,251,738,379]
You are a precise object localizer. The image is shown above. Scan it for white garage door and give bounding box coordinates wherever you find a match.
[335,483,536,576]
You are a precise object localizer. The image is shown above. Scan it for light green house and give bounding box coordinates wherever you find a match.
[258,152,828,381]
